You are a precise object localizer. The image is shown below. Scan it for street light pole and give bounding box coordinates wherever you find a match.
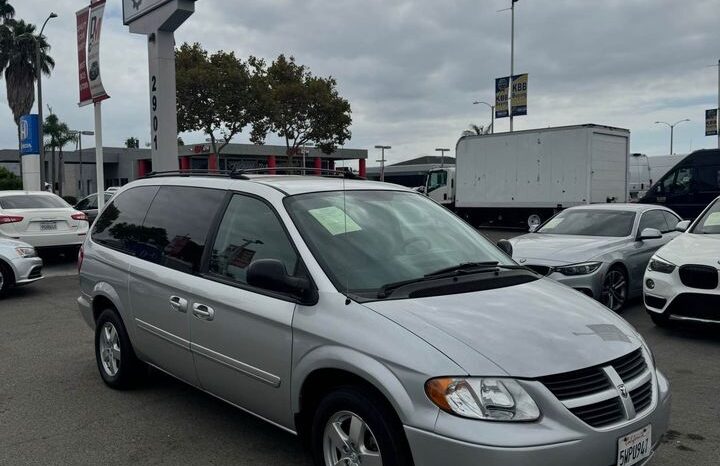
[71,130,94,197]
[655,119,690,155]
[473,101,495,134]
[510,0,516,133]
[36,12,58,190]
[435,148,450,167]
[374,145,391,182]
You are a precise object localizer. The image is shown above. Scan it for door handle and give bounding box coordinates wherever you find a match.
[169,296,188,313]
[192,303,215,321]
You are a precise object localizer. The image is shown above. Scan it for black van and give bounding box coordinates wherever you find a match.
[641,149,720,220]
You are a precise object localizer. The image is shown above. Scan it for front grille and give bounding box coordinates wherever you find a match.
[630,381,653,414]
[645,294,667,309]
[612,349,647,382]
[526,264,552,276]
[28,266,42,279]
[569,397,625,428]
[679,265,719,290]
[667,293,720,321]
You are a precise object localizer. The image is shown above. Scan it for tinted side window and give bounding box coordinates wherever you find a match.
[209,195,300,286]
[140,186,226,273]
[697,165,720,191]
[92,186,159,252]
[662,211,680,231]
[638,210,670,234]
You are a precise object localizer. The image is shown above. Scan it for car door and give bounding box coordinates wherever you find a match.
[127,185,225,386]
[190,192,304,429]
[626,210,674,293]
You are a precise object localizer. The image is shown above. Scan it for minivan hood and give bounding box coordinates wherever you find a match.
[657,233,720,268]
[363,279,641,378]
[509,233,627,264]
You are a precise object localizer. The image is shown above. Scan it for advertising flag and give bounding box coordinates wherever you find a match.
[76,7,92,106]
[87,0,109,103]
[495,77,509,119]
[706,109,718,136]
[511,73,528,117]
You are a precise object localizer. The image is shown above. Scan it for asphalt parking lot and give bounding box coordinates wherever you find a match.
[1,241,719,465]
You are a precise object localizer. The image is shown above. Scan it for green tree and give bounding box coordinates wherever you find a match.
[176,43,257,169]
[0,1,14,23]
[43,112,76,196]
[251,54,352,164]
[0,19,54,161]
[468,124,484,136]
[177,136,184,146]
[125,137,140,149]
[0,165,22,190]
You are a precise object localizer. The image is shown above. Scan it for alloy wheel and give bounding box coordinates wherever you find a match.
[601,269,627,311]
[323,410,382,466]
[99,322,121,377]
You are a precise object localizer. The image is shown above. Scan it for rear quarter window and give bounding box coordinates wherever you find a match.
[92,186,160,253]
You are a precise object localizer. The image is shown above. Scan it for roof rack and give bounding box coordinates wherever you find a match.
[142,167,365,181]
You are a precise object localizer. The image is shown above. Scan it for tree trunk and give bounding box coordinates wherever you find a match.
[58,147,64,197]
[16,123,23,184]
[50,147,56,193]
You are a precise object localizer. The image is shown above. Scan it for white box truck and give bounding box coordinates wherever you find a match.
[424,124,630,228]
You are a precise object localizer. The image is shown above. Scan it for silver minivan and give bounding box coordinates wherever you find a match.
[78,174,670,466]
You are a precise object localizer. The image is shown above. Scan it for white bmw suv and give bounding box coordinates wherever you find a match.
[644,196,720,326]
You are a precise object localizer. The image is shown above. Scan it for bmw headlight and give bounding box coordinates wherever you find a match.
[425,378,540,421]
[15,247,37,258]
[554,262,602,276]
[648,256,675,274]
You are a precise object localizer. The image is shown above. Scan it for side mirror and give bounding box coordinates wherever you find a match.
[497,239,513,257]
[247,259,317,304]
[528,224,539,233]
[638,228,662,241]
[416,186,426,194]
[675,220,690,232]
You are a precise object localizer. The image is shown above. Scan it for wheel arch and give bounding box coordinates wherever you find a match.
[0,258,16,287]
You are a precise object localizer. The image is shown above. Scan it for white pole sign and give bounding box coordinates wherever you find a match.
[124,0,195,173]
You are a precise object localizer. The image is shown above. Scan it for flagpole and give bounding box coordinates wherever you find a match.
[94,101,105,210]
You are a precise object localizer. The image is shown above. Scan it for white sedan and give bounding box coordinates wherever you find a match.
[644,195,720,326]
[0,191,89,249]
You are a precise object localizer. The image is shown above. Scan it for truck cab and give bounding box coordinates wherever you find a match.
[425,167,456,206]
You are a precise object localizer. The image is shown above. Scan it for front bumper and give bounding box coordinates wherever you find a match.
[10,256,43,285]
[406,371,671,466]
[644,268,720,322]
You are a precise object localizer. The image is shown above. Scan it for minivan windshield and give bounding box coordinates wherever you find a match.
[537,209,635,237]
[691,199,720,234]
[284,190,516,296]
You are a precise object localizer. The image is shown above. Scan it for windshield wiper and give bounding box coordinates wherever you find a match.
[377,262,522,299]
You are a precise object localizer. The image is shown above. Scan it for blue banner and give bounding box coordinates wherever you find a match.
[20,114,40,155]
[495,77,509,119]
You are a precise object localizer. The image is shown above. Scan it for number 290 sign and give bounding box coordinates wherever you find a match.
[123,0,174,25]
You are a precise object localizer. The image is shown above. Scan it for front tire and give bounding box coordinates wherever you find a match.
[0,262,12,297]
[311,386,413,466]
[601,265,628,312]
[95,308,144,389]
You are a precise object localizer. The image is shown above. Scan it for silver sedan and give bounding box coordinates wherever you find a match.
[508,204,682,311]
[0,238,43,296]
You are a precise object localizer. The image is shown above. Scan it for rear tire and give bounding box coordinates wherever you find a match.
[95,308,144,389]
[311,386,413,466]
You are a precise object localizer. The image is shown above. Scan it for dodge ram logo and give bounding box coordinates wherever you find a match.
[617,383,628,398]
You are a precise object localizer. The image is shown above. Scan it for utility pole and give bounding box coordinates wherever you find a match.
[374,145,391,182]
[509,0,517,132]
[473,101,495,134]
[655,119,690,155]
[435,148,450,168]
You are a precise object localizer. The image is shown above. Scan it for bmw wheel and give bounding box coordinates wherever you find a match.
[601,266,628,312]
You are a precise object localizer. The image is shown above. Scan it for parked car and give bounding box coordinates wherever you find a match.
[79,175,670,466]
[74,192,115,224]
[645,196,720,326]
[0,238,43,296]
[0,191,89,249]
[507,204,682,311]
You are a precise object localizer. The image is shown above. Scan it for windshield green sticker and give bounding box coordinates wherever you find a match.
[704,212,720,227]
[309,206,362,236]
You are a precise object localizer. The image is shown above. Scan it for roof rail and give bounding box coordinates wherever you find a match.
[230,167,365,180]
[143,169,233,179]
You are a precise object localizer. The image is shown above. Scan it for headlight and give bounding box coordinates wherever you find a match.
[15,247,37,258]
[647,257,675,274]
[425,377,540,421]
[554,262,602,276]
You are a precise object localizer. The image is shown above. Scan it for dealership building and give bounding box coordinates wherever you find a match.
[0,143,368,198]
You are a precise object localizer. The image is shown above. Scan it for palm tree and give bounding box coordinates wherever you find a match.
[44,113,76,196]
[0,1,14,23]
[0,19,55,164]
[469,124,484,136]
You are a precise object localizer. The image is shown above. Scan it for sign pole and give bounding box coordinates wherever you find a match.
[717,59,719,149]
[94,102,105,209]
[509,0,515,132]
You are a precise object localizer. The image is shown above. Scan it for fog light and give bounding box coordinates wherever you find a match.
[646,279,655,290]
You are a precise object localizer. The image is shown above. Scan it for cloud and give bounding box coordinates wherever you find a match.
[1,0,717,167]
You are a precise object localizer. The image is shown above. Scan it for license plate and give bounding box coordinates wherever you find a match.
[40,222,57,231]
[617,425,652,466]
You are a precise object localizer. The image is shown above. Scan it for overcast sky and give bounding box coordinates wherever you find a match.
[2,0,719,167]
